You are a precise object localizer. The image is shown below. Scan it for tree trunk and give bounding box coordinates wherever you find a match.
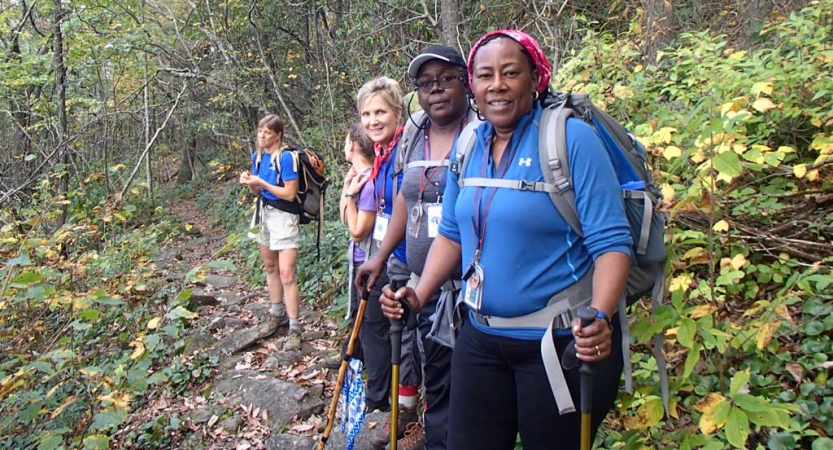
[440,0,461,48]
[52,0,69,227]
[176,136,196,185]
[641,0,676,64]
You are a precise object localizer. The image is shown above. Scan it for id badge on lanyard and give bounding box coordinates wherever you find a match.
[462,260,484,310]
[373,213,390,242]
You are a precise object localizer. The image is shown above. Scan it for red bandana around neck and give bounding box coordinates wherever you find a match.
[369,125,404,181]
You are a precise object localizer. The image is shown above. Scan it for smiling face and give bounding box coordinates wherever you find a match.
[470,37,539,136]
[414,60,469,127]
[257,125,281,152]
[360,94,401,146]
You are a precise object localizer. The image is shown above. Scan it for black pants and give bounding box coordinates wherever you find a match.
[447,318,624,450]
[423,329,453,450]
[347,263,391,412]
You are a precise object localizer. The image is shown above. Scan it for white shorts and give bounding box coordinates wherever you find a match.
[251,206,300,251]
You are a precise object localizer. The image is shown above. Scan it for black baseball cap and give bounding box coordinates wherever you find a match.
[407,45,467,79]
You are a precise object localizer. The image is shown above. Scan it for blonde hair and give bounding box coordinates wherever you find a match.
[356,77,404,119]
[255,114,285,168]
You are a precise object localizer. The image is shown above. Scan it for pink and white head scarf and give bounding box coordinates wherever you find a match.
[466,29,552,94]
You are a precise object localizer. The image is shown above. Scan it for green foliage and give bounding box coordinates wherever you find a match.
[554,2,833,448]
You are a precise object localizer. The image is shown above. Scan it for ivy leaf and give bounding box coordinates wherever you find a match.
[730,369,750,396]
[206,260,236,270]
[768,432,796,450]
[7,250,31,267]
[166,306,198,320]
[806,321,825,336]
[725,407,750,448]
[37,434,63,450]
[712,151,743,178]
[82,434,109,450]
[812,437,833,450]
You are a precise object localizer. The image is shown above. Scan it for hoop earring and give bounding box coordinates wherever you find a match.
[532,91,539,101]
[469,96,485,121]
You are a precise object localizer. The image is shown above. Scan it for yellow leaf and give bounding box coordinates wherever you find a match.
[689,304,718,319]
[793,164,807,178]
[756,321,780,349]
[751,82,773,96]
[730,254,747,270]
[51,395,75,418]
[812,117,823,127]
[663,145,682,160]
[613,85,634,99]
[661,183,675,202]
[778,146,795,153]
[732,144,747,154]
[682,247,705,260]
[720,101,740,116]
[655,127,677,144]
[728,50,747,60]
[713,220,730,232]
[185,223,193,232]
[697,394,730,434]
[690,149,706,163]
[807,169,819,181]
[752,97,776,113]
[670,273,693,292]
[98,391,131,410]
[129,340,145,360]
[623,396,665,429]
[693,392,727,413]
[775,305,794,324]
[147,317,160,329]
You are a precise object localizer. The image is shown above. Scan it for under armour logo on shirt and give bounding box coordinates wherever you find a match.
[518,158,532,167]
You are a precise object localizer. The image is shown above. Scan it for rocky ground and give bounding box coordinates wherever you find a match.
[140,196,387,450]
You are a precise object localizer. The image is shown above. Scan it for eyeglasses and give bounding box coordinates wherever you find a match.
[413,75,462,93]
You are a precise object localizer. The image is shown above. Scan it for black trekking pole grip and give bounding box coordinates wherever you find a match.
[389,279,407,365]
[577,305,597,450]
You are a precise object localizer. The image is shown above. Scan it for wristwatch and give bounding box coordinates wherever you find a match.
[596,310,613,330]
[343,193,355,199]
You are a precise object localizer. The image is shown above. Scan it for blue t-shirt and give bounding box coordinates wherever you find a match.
[438,105,632,340]
[251,149,298,202]
[376,142,407,265]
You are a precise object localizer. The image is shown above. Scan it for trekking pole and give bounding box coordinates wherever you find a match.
[388,279,415,450]
[317,286,371,450]
[577,306,599,450]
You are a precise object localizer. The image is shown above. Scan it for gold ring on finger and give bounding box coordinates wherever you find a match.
[595,345,601,356]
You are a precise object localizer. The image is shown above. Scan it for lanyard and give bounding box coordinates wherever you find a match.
[376,162,388,213]
[417,119,468,203]
[470,121,532,261]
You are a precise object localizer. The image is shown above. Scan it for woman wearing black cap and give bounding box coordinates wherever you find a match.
[357,45,478,450]
[379,30,630,450]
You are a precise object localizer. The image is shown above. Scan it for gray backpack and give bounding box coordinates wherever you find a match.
[452,92,670,414]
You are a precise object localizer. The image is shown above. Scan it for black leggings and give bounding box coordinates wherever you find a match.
[447,318,624,450]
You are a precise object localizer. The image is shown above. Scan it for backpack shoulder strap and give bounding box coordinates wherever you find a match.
[539,105,584,237]
[396,110,428,174]
[452,119,481,186]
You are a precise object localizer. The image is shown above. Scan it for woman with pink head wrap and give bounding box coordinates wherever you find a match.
[380,30,631,449]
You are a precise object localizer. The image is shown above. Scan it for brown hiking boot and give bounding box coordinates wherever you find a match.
[390,422,425,450]
[370,406,419,448]
[284,328,302,351]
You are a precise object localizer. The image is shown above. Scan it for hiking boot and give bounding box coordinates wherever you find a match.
[323,352,342,369]
[388,422,424,450]
[370,406,419,448]
[261,309,288,333]
[284,328,302,351]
